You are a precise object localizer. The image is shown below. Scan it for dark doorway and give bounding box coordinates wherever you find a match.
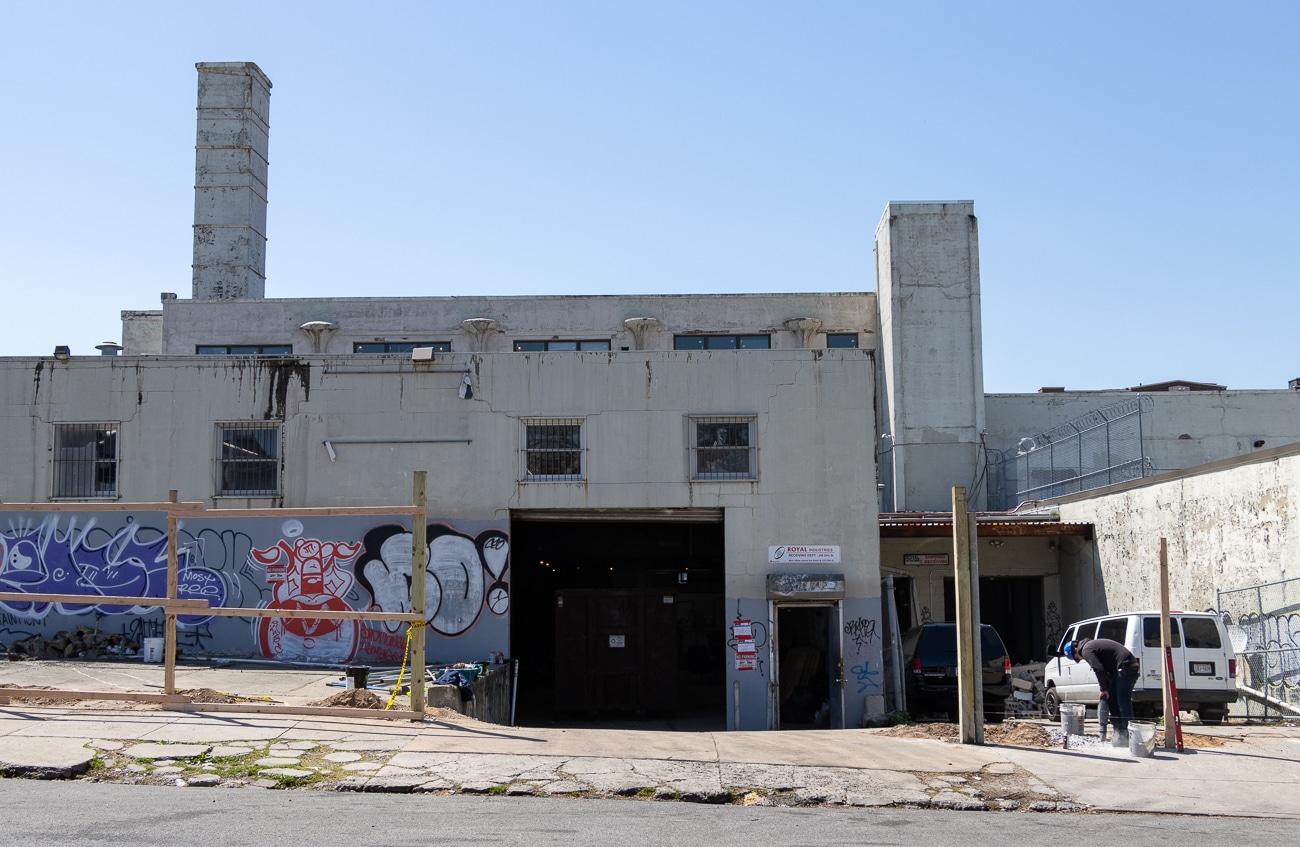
[776,605,838,729]
[943,576,1045,664]
[510,518,726,729]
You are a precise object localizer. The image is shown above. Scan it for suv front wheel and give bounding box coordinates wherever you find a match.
[1043,687,1061,722]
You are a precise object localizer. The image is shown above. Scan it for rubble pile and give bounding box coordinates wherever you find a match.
[5,628,141,660]
[1004,662,1046,718]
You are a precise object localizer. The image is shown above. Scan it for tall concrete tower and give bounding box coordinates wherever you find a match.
[875,201,986,512]
[192,62,271,300]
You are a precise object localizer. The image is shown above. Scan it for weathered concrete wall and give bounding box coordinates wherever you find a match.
[875,202,985,512]
[1053,445,1300,616]
[0,348,880,726]
[192,62,271,301]
[156,292,877,356]
[985,390,1300,473]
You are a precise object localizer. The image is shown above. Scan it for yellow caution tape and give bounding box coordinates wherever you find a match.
[384,620,426,711]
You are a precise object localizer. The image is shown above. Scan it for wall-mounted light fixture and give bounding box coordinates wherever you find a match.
[53,345,71,360]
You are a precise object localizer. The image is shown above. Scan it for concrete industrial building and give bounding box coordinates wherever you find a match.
[3,62,1298,728]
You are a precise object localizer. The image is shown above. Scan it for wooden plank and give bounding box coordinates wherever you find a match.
[167,702,420,721]
[411,470,427,719]
[165,490,178,695]
[169,505,422,518]
[0,592,208,610]
[0,688,191,704]
[199,607,421,621]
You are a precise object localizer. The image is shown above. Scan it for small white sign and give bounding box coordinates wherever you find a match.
[609,635,626,648]
[769,545,841,564]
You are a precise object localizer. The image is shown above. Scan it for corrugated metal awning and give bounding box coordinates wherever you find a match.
[879,513,1093,539]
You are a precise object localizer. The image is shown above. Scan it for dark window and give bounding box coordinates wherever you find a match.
[54,423,118,498]
[523,420,583,480]
[354,342,451,353]
[1143,616,1182,648]
[674,335,770,350]
[218,424,280,496]
[513,340,611,351]
[196,345,293,355]
[1097,618,1128,642]
[1181,618,1222,649]
[826,333,858,349]
[691,416,755,480]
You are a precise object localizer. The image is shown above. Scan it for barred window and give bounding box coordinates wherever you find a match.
[218,423,280,496]
[522,419,583,481]
[691,416,756,480]
[54,423,118,498]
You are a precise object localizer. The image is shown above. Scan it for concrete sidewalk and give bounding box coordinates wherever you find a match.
[3,660,1299,817]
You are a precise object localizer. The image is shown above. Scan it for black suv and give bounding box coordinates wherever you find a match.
[901,623,1013,722]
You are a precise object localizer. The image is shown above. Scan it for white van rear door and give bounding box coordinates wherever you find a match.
[1179,615,1233,693]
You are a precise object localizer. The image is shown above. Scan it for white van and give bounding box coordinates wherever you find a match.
[1044,611,1238,724]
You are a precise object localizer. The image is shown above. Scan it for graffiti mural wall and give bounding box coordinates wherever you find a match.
[0,510,508,665]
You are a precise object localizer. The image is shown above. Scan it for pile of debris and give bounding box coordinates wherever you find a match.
[5,628,141,660]
[1004,662,1046,718]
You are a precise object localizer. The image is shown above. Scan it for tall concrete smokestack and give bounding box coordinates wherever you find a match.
[192,62,271,300]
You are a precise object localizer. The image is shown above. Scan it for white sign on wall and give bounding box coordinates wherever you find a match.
[768,545,841,564]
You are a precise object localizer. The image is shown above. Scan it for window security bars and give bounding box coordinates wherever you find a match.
[53,423,118,498]
[691,416,756,480]
[523,420,583,481]
[218,423,281,496]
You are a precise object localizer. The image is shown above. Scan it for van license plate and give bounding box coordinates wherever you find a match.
[1190,661,1214,675]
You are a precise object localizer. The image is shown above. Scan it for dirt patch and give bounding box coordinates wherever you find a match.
[870,720,1056,749]
[1180,731,1230,748]
[309,689,386,709]
[0,682,70,707]
[180,688,245,704]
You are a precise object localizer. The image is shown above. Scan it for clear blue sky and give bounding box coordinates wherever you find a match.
[2,2,1295,392]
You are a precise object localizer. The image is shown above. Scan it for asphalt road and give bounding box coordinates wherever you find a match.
[1,782,1293,847]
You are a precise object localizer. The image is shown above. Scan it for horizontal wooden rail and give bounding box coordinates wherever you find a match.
[201,607,422,622]
[0,688,191,704]
[0,592,208,610]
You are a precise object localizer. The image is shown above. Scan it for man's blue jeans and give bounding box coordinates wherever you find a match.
[1106,666,1138,734]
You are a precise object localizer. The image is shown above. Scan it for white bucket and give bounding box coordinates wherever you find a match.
[141,637,166,663]
[1061,702,1086,735]
[1129,721,1158,757]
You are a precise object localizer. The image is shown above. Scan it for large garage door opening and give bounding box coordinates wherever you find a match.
[510,517,726,730]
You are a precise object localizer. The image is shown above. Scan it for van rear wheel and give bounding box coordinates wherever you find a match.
[1043,687,1061,722]
[1199,708,1227,725]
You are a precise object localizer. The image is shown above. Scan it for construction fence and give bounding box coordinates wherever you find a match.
[1218,577,1300,720]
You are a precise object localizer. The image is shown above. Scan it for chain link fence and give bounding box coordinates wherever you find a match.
[986,395,1154,511]
[1217,577,1300,720]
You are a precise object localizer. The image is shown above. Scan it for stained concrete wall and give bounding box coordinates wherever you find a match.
[1051,444,1300,617]
[986,390,1300,473]
[0,348,880,726]
[155,292,877,356]
[875,202,985,512]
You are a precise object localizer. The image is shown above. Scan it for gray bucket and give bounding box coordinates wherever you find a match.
[1061,703,1086,735]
